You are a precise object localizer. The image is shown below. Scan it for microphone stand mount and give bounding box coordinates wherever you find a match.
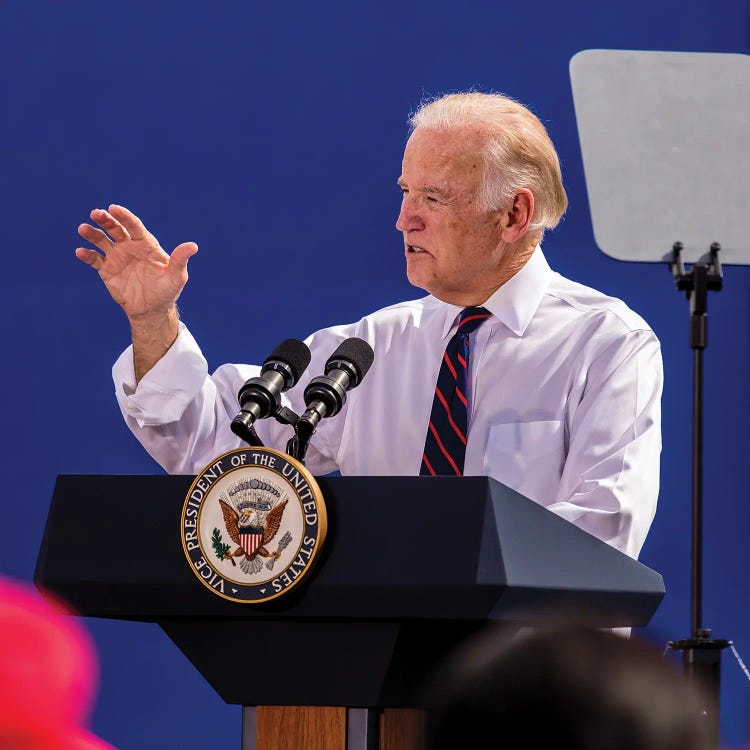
[231,405,307,463]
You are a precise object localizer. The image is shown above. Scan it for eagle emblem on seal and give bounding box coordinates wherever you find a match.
[215,479,293,575]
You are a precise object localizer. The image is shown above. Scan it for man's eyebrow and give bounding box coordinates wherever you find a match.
[396,178,452,198]
[420,184,451,198]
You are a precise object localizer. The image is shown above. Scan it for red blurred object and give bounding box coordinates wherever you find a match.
[0,575,115,749]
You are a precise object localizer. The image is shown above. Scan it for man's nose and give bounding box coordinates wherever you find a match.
[396,197,424,232]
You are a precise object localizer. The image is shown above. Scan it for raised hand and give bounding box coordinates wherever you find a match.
[76,205,199,381]
[76,204,198,321]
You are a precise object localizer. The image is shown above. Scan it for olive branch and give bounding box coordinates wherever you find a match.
[212,528,236,566]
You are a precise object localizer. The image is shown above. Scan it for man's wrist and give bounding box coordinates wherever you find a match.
[130,306,181,382]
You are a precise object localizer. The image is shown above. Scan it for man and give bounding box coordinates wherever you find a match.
[76,92,662,560]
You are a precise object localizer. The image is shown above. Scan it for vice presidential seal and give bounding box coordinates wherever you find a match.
[181,447,327,603]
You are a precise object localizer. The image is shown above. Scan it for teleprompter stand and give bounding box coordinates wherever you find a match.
[571,49,750,746]
[666,242,730,735]
[35,475,664,750]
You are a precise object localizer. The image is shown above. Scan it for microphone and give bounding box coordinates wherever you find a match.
[296,337,375,442]
[230,339,311,443]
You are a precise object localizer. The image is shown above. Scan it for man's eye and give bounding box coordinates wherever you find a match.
[426,195,438,203]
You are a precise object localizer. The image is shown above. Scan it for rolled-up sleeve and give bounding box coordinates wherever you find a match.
[112,322,346,476]
[113,323,252,474]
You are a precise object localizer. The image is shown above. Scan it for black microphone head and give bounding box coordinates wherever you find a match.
[325,337,375,384]
[262,338,311,385]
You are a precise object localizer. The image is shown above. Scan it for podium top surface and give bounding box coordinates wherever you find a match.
[35,474,664,628]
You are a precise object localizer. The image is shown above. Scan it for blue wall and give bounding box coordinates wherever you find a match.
[1,1,748,747]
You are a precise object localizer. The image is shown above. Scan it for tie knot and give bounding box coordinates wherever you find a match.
[457,306,491,335]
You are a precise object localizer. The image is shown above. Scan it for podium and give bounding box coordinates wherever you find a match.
[35,474,665,750]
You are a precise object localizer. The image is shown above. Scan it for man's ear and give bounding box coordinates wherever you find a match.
[498,189,535,243]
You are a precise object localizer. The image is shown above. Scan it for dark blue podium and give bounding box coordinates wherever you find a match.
[35,475,664,750]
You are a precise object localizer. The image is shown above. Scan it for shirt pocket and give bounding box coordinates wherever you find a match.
[483,420,564,502]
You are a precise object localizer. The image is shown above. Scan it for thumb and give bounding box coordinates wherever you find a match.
[170,242,198,273]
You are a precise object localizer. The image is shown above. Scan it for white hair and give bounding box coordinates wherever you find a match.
[409,92,568,231]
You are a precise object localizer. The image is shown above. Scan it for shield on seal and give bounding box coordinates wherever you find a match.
[239,526,263,556]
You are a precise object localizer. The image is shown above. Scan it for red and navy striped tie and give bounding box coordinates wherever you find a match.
[420,306,492,476]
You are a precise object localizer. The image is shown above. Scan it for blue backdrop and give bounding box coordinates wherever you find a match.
[1,1,748,747]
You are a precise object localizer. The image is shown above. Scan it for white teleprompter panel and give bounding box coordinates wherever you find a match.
[570,49,750,265]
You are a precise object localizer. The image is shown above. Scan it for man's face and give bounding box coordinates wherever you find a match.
[396,126,508,305]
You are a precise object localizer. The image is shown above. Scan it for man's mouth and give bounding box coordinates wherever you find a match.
[407,245,428,254]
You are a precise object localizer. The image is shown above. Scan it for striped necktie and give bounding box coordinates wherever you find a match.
[420,306,492,476]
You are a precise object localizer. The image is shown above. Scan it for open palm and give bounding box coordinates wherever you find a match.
[75,204,197,320]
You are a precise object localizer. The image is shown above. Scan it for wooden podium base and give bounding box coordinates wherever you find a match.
[256,706,346,749]
[248,707,426,750]
[380,709,426,750]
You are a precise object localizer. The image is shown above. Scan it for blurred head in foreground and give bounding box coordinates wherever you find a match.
[0,575,114,750]
[427,624,711,750]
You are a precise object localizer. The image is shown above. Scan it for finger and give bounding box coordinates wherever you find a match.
[108,204,150,240]
[169,242,199,273]
[75,247,104,270]
[90,208,130,242]
[77,224,114,255]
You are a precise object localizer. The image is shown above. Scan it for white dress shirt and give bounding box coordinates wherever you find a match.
[114,248,663,559]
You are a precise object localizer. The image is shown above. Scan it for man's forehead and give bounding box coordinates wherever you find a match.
[399,127,485,189]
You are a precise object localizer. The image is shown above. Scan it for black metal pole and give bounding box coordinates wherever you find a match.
[691,322,704,635]
[667,244,729,750]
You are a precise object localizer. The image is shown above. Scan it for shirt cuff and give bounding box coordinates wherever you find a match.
[112,322,209,427]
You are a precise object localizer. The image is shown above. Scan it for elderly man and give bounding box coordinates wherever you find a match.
[76,92,662,560]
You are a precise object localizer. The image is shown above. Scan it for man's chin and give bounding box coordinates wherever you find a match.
[405,267,432,294]
[405,274,453,303]
[405,271,484,306]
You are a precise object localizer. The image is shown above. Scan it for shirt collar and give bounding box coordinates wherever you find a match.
[438,246,553,339]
